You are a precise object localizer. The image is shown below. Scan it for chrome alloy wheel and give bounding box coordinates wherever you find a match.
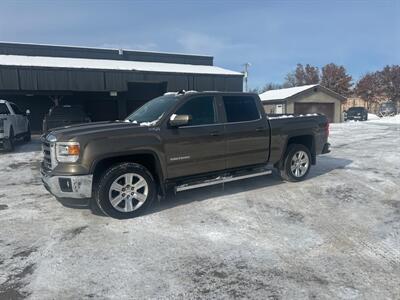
[290,150,309,178]
[108,173,149,212]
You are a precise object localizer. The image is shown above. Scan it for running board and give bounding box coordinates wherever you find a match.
[175,169,272,192]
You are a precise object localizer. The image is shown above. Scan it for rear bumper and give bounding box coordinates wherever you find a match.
[41,168,93,199]
[322,143,331,154]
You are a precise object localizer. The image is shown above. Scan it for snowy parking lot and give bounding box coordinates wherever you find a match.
[0,119,399,299]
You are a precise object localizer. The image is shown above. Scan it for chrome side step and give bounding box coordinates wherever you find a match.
[175,169,272,192]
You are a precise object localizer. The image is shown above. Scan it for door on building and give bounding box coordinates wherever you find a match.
[126,82,168,116]
[294,103,335,123]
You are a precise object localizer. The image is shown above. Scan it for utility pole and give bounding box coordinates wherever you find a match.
[243,63,251,92]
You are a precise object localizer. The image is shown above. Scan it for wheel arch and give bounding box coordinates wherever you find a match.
[276,134,316,169]
[91,150,165,195]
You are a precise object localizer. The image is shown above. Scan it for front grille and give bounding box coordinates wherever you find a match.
[41,136,59,170]
[42,140,52,170]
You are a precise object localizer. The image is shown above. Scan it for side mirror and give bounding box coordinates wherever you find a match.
[25,109,31,116]
[169,114,191,127]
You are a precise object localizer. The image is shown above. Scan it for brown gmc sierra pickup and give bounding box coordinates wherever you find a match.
[41,91,330,219]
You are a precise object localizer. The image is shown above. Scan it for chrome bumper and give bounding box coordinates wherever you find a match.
[41,169,93,199]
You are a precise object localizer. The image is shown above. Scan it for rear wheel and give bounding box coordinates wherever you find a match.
[94,162,156,219]
[280,144,311,182]
[3,127,14,152]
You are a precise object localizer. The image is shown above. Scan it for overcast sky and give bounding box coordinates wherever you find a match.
[0,0,398,89]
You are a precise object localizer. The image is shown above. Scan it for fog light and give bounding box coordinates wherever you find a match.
[59,178,73,192]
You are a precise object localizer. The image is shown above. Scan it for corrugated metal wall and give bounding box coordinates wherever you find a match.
[0,66,243,92]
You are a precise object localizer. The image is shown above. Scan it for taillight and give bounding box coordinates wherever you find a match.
[325,122,330,137]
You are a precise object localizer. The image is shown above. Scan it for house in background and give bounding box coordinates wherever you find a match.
[259,84,346,123]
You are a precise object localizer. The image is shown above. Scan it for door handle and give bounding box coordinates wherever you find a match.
[210,131,221,136]
[256,127,265,132]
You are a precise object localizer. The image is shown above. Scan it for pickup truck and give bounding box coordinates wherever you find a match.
[0,100,31,151]
[40,91,330,219]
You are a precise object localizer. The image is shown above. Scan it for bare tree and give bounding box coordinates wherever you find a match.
[284,64,320,87]
[355,72,381,109]
[304,64,320,84]
[379,65,400,106]
[321,63,353,96]
[284,72,296,87]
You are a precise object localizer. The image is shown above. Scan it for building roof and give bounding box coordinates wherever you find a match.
[0,54,242,76]
[259,84,346,102]
[0,42,213,66]
[259,84,318,101]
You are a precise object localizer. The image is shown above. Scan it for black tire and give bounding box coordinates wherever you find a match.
[23,125,31,142]
[279,144,311,182]
[3,127,14,152]
[94,162,156,219]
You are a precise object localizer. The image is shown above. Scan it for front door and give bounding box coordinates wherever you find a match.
[164,95,226,179]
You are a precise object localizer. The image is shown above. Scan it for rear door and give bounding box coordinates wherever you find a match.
[222,95,270,169]
[164,95,226,178]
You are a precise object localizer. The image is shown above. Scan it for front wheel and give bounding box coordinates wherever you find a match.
[280,144,311,182]
[94,163,156,219]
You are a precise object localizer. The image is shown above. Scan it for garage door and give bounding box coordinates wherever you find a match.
[294,103,334,123]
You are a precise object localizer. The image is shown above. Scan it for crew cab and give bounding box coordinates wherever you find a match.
[0,100,31,151]
[40,91,330,219]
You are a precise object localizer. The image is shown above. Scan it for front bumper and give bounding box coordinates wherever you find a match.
[41,168,93,199]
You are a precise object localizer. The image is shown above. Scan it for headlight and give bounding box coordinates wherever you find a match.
[0,119,4,132]
[56,142,80,162]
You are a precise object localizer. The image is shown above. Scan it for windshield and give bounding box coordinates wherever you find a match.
[348,107,364,113]
[125,95,180,126]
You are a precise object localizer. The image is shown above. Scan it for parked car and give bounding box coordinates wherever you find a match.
[0,100,31,151]
[378,101,397,117]
[43,105,91,133]
[40,91,331,219]
[345,107,368,121]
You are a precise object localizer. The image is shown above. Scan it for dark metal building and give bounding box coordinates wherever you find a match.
[0,42,243,132]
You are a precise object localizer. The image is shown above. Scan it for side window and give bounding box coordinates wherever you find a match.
[223,96,260,123]
[10,104,22,115]
[175,96,216,126]
[0,103,10,115]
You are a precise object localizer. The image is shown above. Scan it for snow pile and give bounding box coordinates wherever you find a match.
[368,113,380,120]
[368,114,400,124]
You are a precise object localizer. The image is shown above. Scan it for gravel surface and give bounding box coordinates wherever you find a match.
[0,121,399,299]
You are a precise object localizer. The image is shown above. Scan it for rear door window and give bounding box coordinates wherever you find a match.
[223,96,260,123]
[175,96,216,126]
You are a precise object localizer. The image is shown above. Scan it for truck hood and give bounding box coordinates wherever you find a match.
[47,121,146,141]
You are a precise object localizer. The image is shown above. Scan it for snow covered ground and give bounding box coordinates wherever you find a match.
[0,122,399,299]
